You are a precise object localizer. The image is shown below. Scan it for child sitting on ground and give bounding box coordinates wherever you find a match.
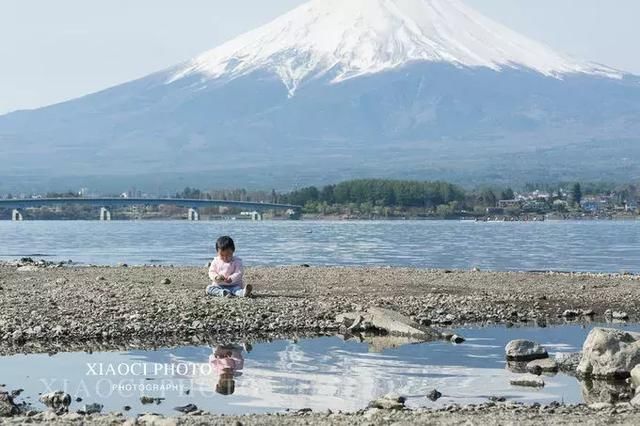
[206,236,252,298]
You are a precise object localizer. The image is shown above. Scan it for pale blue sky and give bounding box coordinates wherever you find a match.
[0,0,638,115]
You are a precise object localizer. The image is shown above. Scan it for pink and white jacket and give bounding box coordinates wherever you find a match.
[208,256,244,286]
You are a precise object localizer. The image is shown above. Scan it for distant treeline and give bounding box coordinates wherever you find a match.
[278,179,466,208]
[3,179,638,219]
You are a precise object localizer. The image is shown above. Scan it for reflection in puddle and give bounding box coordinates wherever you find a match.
[1,323,639,416]
[210,344,246,395]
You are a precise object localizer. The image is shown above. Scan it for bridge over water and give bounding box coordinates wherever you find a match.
[0,198,302,221]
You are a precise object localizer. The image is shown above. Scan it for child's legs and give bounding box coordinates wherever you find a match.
[206,284,230,297]
[229,285,244,297]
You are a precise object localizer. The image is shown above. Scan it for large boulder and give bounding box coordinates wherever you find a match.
[505,340,549,361]
[577,328,640,379]
[336,307,441,339]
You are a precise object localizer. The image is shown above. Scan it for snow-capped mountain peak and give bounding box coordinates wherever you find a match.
[176,0,621,94]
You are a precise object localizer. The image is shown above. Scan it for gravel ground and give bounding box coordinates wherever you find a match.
[1,263,640,355]
[2,262,640,424]
[2,403,640,425]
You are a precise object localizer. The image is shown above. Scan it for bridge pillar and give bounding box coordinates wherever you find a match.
[251,211,263,221]
[188,208,200,221]
[100,207,112,221]
[11,209,23,221]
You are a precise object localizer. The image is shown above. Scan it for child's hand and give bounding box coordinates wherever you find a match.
[215,275,225,282]
[224,277,233,284]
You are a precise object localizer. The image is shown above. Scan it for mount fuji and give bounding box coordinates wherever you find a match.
[1,0,639,192]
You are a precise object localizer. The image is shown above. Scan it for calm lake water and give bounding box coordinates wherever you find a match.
[2,324,639,416]
[0,220,638,272]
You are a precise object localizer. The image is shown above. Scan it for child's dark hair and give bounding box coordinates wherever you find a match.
[216,236,235,252]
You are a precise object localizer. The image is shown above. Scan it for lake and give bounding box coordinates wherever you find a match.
[0,220,638,272]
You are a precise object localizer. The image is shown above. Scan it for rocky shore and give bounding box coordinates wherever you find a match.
[2,261,640,424]
[1,261,639,356]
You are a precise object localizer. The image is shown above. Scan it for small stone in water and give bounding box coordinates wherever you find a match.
[510,375,545,388]
[427,389,442,401]
[450,334,465,344]
[140,395,156,404]
[174,403,198,414]
[81,403,103,414]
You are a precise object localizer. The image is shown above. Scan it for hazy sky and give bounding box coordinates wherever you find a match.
[1,0,638,115]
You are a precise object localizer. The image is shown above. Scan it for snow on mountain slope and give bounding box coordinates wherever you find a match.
[169,0,622,95]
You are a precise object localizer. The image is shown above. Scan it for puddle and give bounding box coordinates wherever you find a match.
[1,323,639,416]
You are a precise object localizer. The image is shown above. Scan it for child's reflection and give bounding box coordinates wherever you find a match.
[209,344,249,395]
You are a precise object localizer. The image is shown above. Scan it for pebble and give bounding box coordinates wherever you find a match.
[427,389,442,401]
[450,334,465,344]
[174,403,198,413]
[612,311,629,320]
[140,395,164,404]
[368,393,406,410]
[80,403,103,414]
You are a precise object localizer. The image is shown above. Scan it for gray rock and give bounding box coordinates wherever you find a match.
[427,389,442,401]
[140,395,164,405]
[588,402,614,410]
[368,393,406,410]
[0,393,20,417]
[450,334,465,344]
[631,365,640,389]
[631,392,640,407]
[526,358,559,374]
[174,403,198,414]
[505,340,549,361]
[577,328,640,378]
[161,278,171,285]
[137,414,178,426]
[336,307,439,339]
[555,352,582,373]
[562,309,580,318]
[81,403,103,414]
[39,391,71,408]
[510,375,545,387]
[612,311,629,320]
